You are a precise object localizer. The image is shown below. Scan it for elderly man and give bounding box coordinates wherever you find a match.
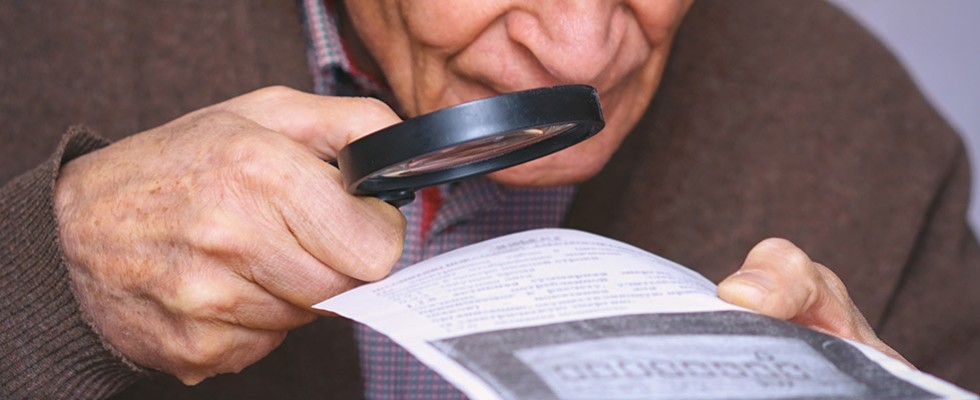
[1,0,977,398]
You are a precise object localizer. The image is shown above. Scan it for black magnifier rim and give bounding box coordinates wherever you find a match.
[338,85,604,200]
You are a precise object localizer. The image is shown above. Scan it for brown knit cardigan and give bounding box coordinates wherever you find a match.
[2,1,977,398]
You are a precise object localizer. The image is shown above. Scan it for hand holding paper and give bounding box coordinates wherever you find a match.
[719,238,910,366]
[317,229,975,399]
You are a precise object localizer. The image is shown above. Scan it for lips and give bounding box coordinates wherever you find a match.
[449,50,633,101]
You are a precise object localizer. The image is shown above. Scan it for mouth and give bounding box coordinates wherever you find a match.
[437,74,620,115]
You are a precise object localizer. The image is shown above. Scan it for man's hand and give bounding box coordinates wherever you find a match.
[718,238,911,366]
[54,87,406,384]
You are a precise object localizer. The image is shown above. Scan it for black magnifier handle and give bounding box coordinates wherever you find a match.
[327,161,414,206]
[376,190,416,207]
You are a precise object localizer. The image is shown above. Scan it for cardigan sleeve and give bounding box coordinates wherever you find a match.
[877,142,980,392]
[0,127,142,399]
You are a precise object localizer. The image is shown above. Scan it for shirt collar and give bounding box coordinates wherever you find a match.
[300,0,388,97]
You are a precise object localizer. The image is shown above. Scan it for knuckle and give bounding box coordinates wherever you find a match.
[754,237,797,255]
[223,131,275,163]
[177,374,207,386]
[250,85,298,102]
[222,135,294,190]
[786,250,814,278]
[187,217,251,257]
[168,277,240,320]
[179,331,231,369]
[178,111,290,193]
[350,96,397,118]
[344,97,402,134]
[814,262,849,294]
[756,237,811,274]
[186,109,251,133]
[228,332,288,374]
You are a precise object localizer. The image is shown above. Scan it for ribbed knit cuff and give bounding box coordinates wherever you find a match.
[1,127,142,399]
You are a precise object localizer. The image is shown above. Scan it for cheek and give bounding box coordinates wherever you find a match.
[399,0,506,51]
[349,1,511,115]
[629,0,692,44]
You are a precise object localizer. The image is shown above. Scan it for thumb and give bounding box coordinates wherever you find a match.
[716,238,817,320]
[718,238,911,366]
[214,86,402,160]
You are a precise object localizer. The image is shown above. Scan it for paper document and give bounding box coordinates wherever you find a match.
[316,228,976,400]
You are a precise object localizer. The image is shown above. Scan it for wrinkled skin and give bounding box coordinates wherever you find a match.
[343,0,911,366]
[343,0,691,186]
[54,0,909,385]
[56,88,406,383]
[718,238,909,366]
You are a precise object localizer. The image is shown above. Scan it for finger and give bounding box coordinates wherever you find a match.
[717,238,912,365]
[241,228,366,309]
[272,147,406,283]
[168,324,287,385]
[180,186,369,312]
[803,263,911,365]
[717,238,823,321]
[182,116,403,307]
[214,86,402,159]
[158,268,318,331]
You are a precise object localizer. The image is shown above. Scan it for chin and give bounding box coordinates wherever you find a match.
[486,144,612,187]
[487,109,637,187]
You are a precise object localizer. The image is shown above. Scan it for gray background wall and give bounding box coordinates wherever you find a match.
[826,0,980,229]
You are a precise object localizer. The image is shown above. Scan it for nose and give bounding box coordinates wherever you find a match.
[505,1,626,84]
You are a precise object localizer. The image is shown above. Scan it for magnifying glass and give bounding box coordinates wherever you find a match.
[337,85,605,206]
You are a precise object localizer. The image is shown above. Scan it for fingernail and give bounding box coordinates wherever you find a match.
[720,270,773,306]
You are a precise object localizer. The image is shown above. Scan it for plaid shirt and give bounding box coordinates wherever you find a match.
[300,2,576,399]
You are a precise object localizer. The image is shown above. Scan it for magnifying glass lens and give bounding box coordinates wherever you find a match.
[376,122,577,178]
[338,85,604,206]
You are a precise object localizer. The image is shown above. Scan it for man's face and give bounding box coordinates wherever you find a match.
[343,1,692,186]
